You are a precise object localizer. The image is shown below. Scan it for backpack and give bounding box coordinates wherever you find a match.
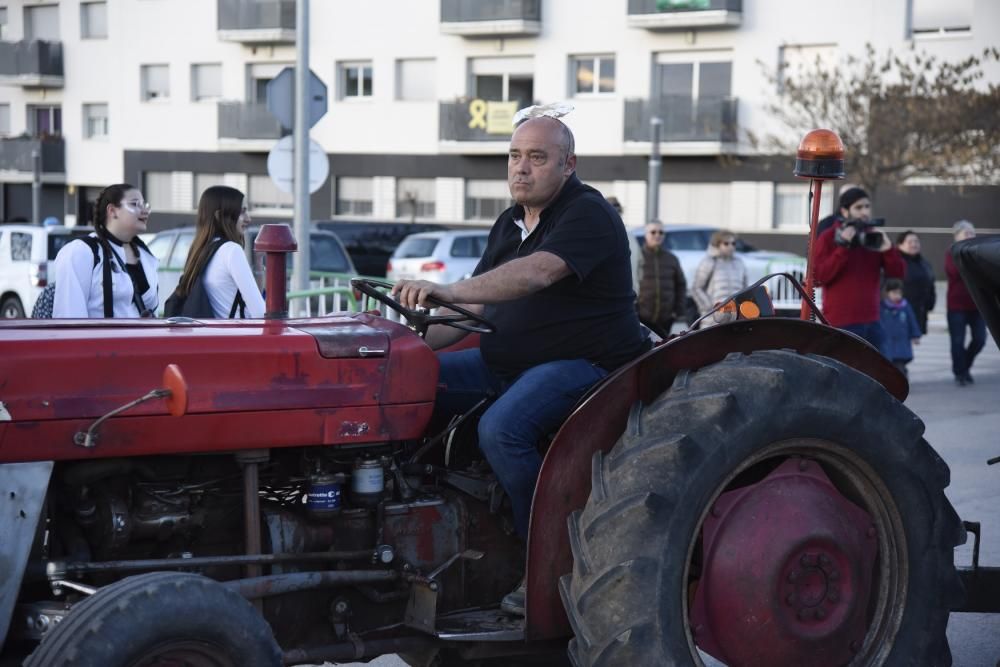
[163,239,246,319]
[32,237,108,318]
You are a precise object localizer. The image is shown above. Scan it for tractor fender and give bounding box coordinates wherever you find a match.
[523,318,905,641]
[0,461,53,652]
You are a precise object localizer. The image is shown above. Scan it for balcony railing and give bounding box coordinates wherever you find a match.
[0,137,65,174]
[440,0,541,36]
[627,0,742,29]
[439,100,522,143]
[0,40,63,87]
[624,97,738,143]
[218,102,283,141]
[217,0,295,43]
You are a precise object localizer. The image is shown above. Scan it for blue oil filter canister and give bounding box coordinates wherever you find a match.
[307,473,343,517]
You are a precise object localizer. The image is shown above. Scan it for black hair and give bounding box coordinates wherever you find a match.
[884,278,904,293]
[92,183,135,239]
[838,187,870,212]
[896,230,918,245]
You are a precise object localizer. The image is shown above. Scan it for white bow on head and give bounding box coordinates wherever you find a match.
[512,102,574,126]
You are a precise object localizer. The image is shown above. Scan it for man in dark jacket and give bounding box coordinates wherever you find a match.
[897,230,936,335]
[636,220,686,337]
[945,220,986,386]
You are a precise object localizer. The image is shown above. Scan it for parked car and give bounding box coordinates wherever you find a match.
[0,224,92,318]
[315,220,447,277]
[630,225,811,319]
[386,230,491,285]
[149,226,356,314]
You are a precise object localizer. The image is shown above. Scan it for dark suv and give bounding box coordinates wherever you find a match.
[314,220,447,277]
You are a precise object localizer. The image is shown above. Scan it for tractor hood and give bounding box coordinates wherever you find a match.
[0,313,438,463]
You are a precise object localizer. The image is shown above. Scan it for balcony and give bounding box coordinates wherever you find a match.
[217,0,295,44]
[0,40,63,88]
[0,137,65,178]
[218,102,284,149]
[627,0,742,30]
[439,100,520,153]
[440,0,541,37]
[624,97,738,151]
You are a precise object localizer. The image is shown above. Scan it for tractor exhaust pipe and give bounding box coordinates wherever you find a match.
[253,223,298,319]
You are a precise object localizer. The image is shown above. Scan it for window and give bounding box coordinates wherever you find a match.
[144,172,174,211]
[28,105,62,136]
[465,180,511,220]
[396,59,435,101]
[24,4,59,41]
[396,178,435,218]
[193,173,224,208]
[450,235,489,258]
[248,62,291,104]
[773,183,834,230]
[340,62,373,99]
[0,7,8,41]
[80,1,107,39]
[335,177,374,215]
[191,63,222,101]
[82,103,108,139]
[0,104,10,137]
[470,57,534,107]
[911,0,972,35]
[657,183,730,226]
[249,174,293,211]
[141,64,170,101]
[572,55,615,95]
[653,51,732,141]
[10,232,32,261]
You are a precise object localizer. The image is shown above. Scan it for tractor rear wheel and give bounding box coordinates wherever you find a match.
[561,350,963,666]
[24,572,281,667]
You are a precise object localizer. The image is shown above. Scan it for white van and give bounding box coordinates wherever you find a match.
[0,225,92,318]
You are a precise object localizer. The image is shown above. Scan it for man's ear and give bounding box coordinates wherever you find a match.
[564,153,577,176]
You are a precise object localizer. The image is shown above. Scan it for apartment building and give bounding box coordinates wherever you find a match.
[0,0,996,263]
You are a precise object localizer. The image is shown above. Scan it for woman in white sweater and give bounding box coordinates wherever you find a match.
[175,186,265,319]
[52,183,159,318]
[692,229,748,327]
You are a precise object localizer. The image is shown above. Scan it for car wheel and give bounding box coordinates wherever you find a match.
[1,295,25,318]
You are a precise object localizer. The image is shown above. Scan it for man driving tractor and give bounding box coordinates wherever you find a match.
[392,108,649,614]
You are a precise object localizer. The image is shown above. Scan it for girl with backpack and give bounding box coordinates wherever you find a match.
[51,183,159,318]
[168,186,265,319]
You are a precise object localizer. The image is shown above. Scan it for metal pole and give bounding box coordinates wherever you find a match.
[32,149,42,225]
[800,179,824,320]
[646,117,662,224]
[292,0,311,315]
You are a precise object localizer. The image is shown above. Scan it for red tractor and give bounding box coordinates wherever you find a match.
[0,136,972,666]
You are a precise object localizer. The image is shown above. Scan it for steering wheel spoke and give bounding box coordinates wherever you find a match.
[350,278,496,336]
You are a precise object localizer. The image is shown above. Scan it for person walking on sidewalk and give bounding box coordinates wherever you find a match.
[880,278,922,377]
[636,220,686,338]
[897,230,936,335]
[945,220,987,386]
[691,229,747,328]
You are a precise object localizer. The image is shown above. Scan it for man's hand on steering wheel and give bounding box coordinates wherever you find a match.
[350,278,495,337]
[391,279,454,310]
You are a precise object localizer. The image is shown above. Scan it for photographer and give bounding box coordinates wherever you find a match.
[814,187,905,355]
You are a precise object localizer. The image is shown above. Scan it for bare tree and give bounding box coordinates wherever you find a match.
[748,44,999,197]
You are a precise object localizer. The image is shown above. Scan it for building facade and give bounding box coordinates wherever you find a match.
[0,0,996,269]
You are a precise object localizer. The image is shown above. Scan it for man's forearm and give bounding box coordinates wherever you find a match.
[451,252,571,304]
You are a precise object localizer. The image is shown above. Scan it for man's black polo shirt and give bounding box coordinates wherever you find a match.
[473,174,649,378]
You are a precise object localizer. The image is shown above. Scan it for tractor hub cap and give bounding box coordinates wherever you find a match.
[690,457,878,666]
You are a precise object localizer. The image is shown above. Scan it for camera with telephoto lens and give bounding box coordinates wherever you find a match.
[840,217,886,250]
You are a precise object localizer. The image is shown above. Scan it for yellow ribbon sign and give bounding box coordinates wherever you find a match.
[468,99,518,135]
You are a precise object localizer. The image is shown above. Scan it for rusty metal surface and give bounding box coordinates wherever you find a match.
[224,569,398,599]
[524,319,905,640]
[691,458,877,666]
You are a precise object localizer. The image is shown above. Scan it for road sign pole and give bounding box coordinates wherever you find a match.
[292,0,311,312]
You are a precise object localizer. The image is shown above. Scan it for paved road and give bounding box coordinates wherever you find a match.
[328,314,1000,667]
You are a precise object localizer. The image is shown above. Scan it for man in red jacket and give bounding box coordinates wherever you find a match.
[814,187,905,355]
[945,220,986,386]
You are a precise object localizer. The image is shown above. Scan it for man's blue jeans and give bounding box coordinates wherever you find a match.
[947,310,986,379]
[841,321,888,357]
[436,349,608,539]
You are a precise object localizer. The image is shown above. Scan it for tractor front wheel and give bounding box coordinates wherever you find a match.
[24,572,282,667]
[561,350,963,666]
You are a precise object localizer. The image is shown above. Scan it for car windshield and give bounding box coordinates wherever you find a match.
[664,230,712,251]
[394,237,440,259]
[285,235,352,274]
[47,230,92,260]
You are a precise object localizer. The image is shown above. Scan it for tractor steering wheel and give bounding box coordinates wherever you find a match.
[350,278,496,337]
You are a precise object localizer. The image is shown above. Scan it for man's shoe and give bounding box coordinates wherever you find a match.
[500,578,526,616]
[964,372,975,384]
[956,376,968,387]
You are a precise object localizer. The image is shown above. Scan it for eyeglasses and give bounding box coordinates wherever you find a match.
[720,241,736,246]
[647,230,665,236]
[121,201,152,214]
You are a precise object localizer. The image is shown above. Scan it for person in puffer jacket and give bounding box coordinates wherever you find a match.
[636,220,687,338]
[692,229,748,328]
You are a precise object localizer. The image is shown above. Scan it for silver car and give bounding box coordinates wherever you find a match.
[386,230,490,285]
